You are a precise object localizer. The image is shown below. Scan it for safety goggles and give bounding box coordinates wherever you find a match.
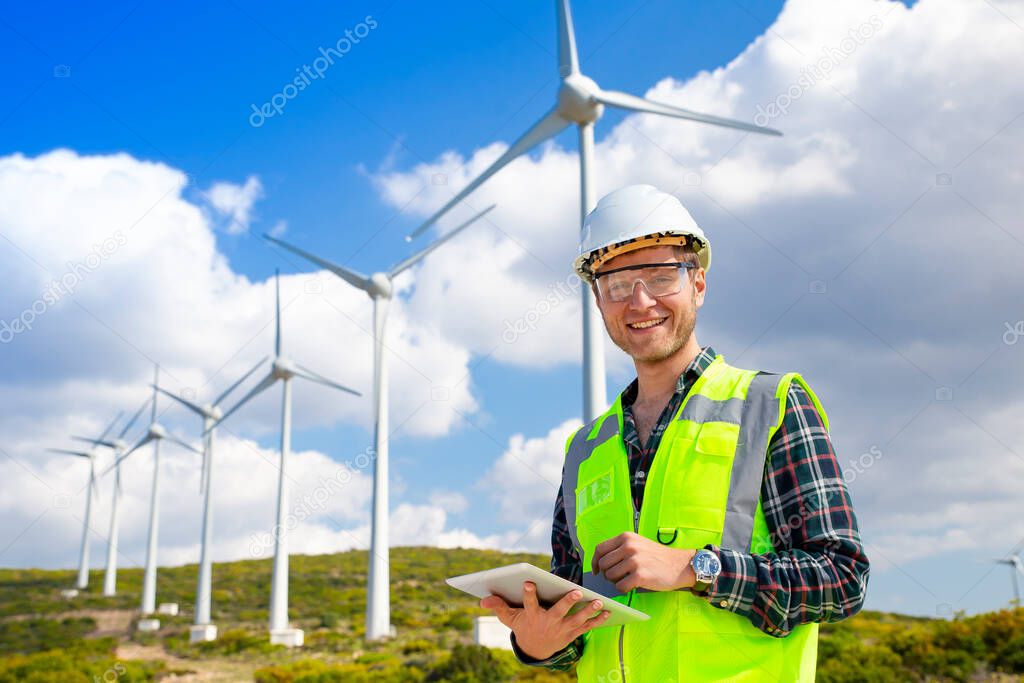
[593,262,696,303]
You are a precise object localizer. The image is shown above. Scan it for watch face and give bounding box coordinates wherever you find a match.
[694,550,721,576]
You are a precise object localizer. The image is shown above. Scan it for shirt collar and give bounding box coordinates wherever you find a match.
[620,345,718,408]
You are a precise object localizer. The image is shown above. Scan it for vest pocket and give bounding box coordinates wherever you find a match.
[655,505,724,549]
[694,425,739,455]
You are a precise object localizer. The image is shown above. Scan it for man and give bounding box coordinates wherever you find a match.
[480,185,869,681]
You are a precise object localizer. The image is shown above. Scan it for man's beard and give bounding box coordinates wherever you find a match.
[606,290,697,363]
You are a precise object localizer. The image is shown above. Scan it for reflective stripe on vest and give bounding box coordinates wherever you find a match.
[560,356,824,682]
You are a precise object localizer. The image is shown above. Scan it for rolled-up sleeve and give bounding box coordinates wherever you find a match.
[704,381,870,636]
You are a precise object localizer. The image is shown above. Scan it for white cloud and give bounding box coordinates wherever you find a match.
[429,490,469,514]
[479,418,581,526]
[268,219,288,238]
[0,147,484,568]
[205,175,263,234]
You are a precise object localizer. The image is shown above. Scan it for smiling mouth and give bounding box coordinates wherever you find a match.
[627,317,667,330]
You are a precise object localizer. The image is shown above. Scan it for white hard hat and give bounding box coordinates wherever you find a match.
[573,184,711,283]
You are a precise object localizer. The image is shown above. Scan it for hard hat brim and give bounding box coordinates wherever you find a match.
[574,231,711,283]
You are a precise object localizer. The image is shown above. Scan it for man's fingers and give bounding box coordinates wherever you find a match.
[591,533,627,574]
[573,608,612,637]
[480,594,514,626]
[596,543,628,574]
[549,587,584,619]
[568,598,605,629]
[602,556,637,583]
[521,581,540,612]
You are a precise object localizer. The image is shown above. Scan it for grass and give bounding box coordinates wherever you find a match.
[1,546,1022,682]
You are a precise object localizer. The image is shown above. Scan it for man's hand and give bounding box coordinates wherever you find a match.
[591,532,697,593]
[479,580,610,661]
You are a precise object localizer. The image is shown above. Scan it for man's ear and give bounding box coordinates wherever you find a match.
[693,268,707,308]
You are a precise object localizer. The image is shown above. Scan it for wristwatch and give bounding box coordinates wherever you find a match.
[690,549,722,594]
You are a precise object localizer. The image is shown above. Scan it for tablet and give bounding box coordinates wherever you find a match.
[446,562,649,628]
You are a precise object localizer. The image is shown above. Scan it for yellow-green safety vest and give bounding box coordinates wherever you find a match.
[562,354,829,682]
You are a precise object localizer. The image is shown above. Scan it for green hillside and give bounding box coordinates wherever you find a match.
[0,547,1021,682]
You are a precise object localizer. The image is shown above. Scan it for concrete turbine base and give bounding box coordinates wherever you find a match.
[270,628,304,647]
[137,618,161,632]
[189,624,218,643]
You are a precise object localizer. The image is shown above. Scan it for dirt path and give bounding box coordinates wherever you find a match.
[116,643,259,682]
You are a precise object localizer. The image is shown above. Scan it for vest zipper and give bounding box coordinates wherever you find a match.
[617,502,640,682]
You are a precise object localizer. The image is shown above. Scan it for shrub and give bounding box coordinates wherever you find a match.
[425,644,515,683]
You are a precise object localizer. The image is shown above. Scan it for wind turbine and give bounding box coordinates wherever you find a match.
[151,358,266,642]
[72,399,149,596]
[995,553,1024,604]
[212,270,361,647]
[404,0,781,423]
[102,365,202,621]
[49,412,118,591]
[264,203,495,641]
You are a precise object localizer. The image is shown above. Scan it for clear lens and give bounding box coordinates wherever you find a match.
[596,264,687,303]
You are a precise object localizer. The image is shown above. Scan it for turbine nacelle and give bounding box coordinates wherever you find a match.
[557,73,604,124]
[205,404,222,421]
[272,357,297,380]
[368,272,393,299]
[149,424,168,440]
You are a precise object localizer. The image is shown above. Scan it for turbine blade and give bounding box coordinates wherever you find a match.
[264,235,373,293]
[293,363,361,397]
[71,435,117,449]
[214,355,270,407]
[120,396,151,439]
[390,204,496,277]
[97,411,124,442]
[166,433,202,455]
[151,365,160,422]
[153,384,205,417]
[556,0,580,76]
[47,448,91,458]
[208,372,278,432]
[405,108,571,241]
[275,270,282,357]
[595,89,783,136]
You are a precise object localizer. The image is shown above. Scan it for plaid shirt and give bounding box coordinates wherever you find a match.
[511,345,870,670]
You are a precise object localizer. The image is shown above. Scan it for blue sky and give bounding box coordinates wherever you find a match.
[2,0,796,280]
[6,0,1024,625]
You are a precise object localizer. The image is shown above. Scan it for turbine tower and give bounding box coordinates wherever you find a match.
[102,365,201,625]
[49,416,115,592]
[213,270,361,647]
[72,399,150,596]
[151,358,265,643]
[405,0,781,423]
[265,203,495,641]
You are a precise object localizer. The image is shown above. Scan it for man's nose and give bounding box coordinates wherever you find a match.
[627,280,657,308]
